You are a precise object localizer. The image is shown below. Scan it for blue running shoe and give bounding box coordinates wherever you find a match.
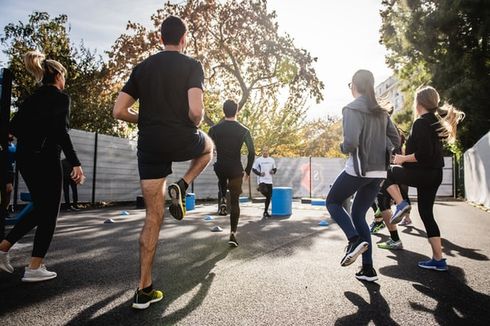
[390,200,411,224]
[418,258,448,271]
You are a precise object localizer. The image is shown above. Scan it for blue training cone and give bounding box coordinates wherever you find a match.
[210,226,223,232]
[104,218,115,224]
[121,211,130,216]
[204,215,214,221]
[319,219,329,226]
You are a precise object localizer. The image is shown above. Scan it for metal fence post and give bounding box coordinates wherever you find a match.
[91,131,98,206]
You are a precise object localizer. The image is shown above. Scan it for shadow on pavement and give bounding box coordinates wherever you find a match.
[379,248,490,325]
[402,226,489,261]
[335,282,399,326]
[0,205,332,325]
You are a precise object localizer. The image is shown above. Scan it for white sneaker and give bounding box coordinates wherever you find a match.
[21,264,57,282]
[0,250,14,273]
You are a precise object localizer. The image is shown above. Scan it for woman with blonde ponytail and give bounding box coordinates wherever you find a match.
[382,85,464,272]
[0,50,85,282]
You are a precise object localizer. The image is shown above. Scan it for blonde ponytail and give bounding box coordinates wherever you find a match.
[415,86,465,143]
[23,50,67,85]
[437,104,465,143]
[24,50,46,83]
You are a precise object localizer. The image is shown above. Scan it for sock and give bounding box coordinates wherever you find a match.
[348,235,360,243]
[178,178,189,191]
[141,284,153,293]
[389,230,400,242]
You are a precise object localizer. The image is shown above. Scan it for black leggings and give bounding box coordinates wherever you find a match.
[63,175,78,206]
[258,183,273,212]
[216,172,243,233]
[383,166,442,238]
[6,154,62,258]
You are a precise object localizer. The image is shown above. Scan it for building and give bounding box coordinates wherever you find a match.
[375,75,404,114]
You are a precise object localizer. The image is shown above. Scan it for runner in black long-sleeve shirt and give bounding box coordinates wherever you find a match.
[0,51,84,281]
[208,100,255,247]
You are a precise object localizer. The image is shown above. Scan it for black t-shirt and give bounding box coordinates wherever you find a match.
[122,51,205,153]
[208,120,255,177]
[404,112,444,169]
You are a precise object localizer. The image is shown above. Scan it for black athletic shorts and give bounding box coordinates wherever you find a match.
[137,130,206,180]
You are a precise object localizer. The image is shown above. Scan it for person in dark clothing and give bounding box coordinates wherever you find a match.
[208,100,255,247]
[385,85,464,271]
[62,158,79,211]
[113,16,213,309]
[0,51,84,282]
[0,135,15,239]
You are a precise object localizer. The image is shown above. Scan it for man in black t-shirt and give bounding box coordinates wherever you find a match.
[208,100,255,247]
[113,16,213,310]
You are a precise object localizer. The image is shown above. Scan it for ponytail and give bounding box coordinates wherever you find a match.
[23,50,67,85]
[351,69,390,114]
[24,51,46,83]
[436,104,465,143]
[415,86,465,143]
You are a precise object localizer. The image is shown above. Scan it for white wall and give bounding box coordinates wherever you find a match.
[464,132,490,208]
[14,129,455,204]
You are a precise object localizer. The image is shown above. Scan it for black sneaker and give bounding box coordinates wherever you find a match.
[228,234,238,247]
[355,266,378,282]
[168,183,186,220]
[340,238,369,267]
[132,288,165,310]
[262,211,271,219]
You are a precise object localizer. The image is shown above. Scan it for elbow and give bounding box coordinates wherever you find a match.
[189,108,204,126]
[341,142,356,154]
[112,108,121,120]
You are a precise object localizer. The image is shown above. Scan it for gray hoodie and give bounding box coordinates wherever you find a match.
[341,95,400,177]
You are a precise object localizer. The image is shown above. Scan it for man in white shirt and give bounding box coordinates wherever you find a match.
[252,147,277,218]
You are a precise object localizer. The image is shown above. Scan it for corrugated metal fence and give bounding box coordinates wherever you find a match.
[14,129,454,204]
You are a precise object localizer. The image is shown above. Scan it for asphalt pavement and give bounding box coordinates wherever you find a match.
[1,199,489,325]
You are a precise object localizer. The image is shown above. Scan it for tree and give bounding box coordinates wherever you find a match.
[1,12,129,136]
[296,117,345,158]
[107,0,324,132]
[380,0,490,150]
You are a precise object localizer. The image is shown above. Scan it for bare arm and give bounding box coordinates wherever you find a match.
[113,92,138,123]
[393,153,417,165]
[188,88,204,127]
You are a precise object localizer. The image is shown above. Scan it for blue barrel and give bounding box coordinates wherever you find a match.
[185,193,195,211]
[272,187,293,216]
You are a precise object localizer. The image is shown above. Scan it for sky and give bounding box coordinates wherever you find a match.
[0,0,393,118]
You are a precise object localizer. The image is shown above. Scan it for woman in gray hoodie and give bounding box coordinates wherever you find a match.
[326,69,400,282]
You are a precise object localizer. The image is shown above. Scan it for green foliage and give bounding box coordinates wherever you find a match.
[296,117,345,158]
[380,0,490,151]
[1,12,130,136]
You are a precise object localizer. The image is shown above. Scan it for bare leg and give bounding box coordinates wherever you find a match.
[386,184,404,204]
[182,134,213,185]
[428,237,443,260]
[381,209,397,232]
[139,178,166,289]
[29,257,43,269]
